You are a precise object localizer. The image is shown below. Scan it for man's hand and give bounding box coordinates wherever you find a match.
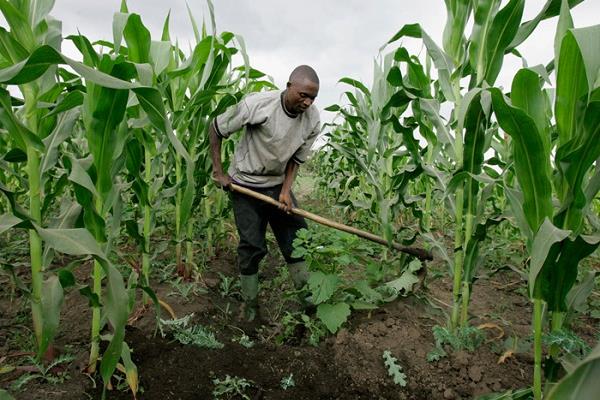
[213,172,232,191]
[278,190,294,213]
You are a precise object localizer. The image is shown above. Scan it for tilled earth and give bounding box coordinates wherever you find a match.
[5,243,597,400]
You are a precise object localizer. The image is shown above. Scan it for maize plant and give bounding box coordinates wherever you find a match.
[382,0,587,332]
[150,2,271,278]
[491,2,600,397]
[0,0,226,393]
[319,51,426,248]
[0,0,101,360]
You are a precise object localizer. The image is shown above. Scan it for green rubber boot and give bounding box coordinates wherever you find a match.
[288,261,314,312]
[240,274,259,322]
[288,261,310,290]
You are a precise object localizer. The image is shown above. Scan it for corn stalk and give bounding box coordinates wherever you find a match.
[491,3,600,397]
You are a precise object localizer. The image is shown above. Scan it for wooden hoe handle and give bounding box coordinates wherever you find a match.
[230,183,433,261]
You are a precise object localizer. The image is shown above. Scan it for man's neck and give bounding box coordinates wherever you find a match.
[281,90,298,118]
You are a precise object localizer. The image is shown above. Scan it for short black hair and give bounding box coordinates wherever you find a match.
[289,65,319,85]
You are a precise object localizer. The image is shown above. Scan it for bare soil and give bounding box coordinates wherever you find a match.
[2,196,599,400]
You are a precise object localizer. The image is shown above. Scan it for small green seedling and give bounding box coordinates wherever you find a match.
[280,373,295,390]
[383,350,407,387]
[212,375,254,400]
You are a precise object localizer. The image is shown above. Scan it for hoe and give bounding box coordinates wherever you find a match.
[231,183,433,261]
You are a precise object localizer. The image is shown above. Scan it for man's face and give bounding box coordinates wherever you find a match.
[286,78,319,114]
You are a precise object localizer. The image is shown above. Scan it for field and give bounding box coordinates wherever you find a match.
[1,1,600,400]
[2,177,596,400]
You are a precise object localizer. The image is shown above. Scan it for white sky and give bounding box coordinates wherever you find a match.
[11,1,600,120]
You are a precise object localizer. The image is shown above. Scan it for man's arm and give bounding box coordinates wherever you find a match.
[278,159,299,212]
[209,121,232,190]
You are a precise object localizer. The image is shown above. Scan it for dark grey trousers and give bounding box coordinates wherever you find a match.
[230,184,307,276]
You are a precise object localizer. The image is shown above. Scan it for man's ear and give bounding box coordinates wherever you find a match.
[286,81,291,89]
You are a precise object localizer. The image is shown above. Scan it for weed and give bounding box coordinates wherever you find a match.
[8,353,74,391]
[153,263,177,283]
[159,314,223,349]
[218,272,239,298]
[427,325,485,361]
[232,334,254,349]
[167,277,207,301]
[280,373,295,390]
[276,311,326,347]
[382,350,407,387]
[212,375,254,400]
[542,330,591,358]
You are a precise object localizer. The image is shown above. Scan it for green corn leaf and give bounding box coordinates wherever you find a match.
[132,86,195,227]
[529,218,570,298]
[84,62,131,197]
[150,40,171,76]
[316,302,351,334]
[585,160,600,205]
[66,34,99,67]
[41,109,79,177]
[442,0,472,65]
[120,342,139,397]
[0,45,139,89]
[556,26,600,146]
[504,186,532,243]
[119,0,128,13]
[28,0,56,29]
[167,36,211,78]
[536,233,600,311]
[123,14,151,64]
[3,148,27,163]
[555,101,600,233]
[0,0,36,51]
[196,0,217,92]
[99,264,129,385]
[554,0,574,68]
[546,340,600,399]
[386,24,455,101]
[38,274,64,358]
[44,90,84,118]
[48,199,82,229]
[339,77,370,97]
[0,26,29,63]
[67,156,98,198]
[161,10,171,41]
[490,87,553,233]
[186,1,201,44]
[36,224,128,386]
[0,88,44,151]
[112,12,129,54]
[484,0,524,85]
[35,227,105,259]
[0,183,34,222]
[79,286,101,307]
[462,91,488,215]
[469,0,500,83]
[510,0,584,50]
[463,217,505,285]
[0,213,22,234]
[419,98,454,150]
[566,271,598,319]
[509,68,551,152]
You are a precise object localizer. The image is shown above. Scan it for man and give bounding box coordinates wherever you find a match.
[209,65,320,322]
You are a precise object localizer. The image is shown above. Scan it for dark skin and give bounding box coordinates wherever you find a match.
[209,75,319,212]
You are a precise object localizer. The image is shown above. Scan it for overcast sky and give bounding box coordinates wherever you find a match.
[38,1,600,120]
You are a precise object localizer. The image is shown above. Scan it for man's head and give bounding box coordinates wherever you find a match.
[284,65,319,115]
